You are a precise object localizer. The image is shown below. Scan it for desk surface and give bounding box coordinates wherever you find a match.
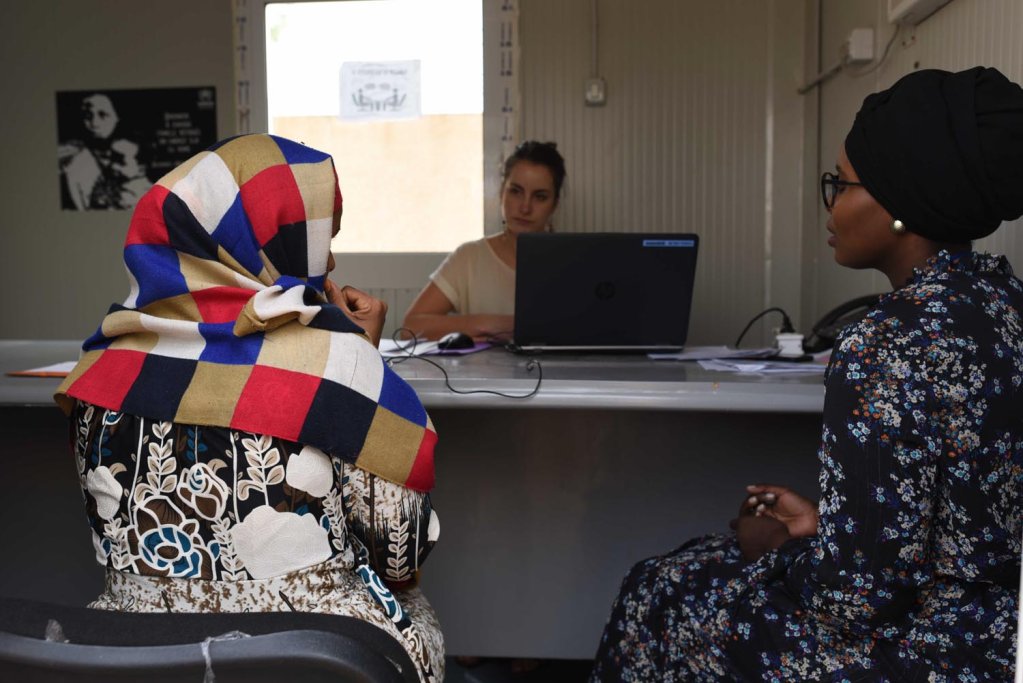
[0,340,825,412]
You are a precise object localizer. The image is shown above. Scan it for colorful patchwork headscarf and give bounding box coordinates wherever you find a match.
[56,134,436,491]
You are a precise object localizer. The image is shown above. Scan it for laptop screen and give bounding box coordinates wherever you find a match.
[513,233,699,350]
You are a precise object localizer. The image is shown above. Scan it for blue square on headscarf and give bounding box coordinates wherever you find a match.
[300,381,378,460]
[377,367,428,427]
[271,135,331,165]
[121,355,198,421]
[124,244,190,308]
[211,196,263,276]
[198,322,263,365]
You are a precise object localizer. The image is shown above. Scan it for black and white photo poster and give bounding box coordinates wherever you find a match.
[56,87,217,211]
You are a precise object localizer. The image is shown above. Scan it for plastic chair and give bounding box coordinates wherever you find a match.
[0,597,419,682]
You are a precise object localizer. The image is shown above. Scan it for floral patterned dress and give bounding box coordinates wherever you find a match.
[72,399,444,683]
[592,252,1023,682]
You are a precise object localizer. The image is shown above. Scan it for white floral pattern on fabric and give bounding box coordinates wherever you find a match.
[231,505,332,579]
[86,465,122,520]
[285,445,333,497]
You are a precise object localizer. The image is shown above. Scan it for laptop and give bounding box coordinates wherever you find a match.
[513,232,699,352]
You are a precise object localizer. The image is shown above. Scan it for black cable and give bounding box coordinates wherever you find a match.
[734,307,795,349]
[386,328,542,399]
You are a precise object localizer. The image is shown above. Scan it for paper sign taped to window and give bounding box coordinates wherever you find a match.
[339,61,421,121]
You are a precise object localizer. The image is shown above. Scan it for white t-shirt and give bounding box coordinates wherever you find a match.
[430,237,515,315]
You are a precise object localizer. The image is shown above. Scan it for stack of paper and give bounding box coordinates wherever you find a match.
[697,359,827,374]
[648,346,778,361]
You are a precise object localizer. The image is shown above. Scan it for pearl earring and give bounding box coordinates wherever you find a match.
[890,219,906,234]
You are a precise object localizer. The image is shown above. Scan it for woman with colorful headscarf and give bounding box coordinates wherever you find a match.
[55,134,444,681]
[591,67,1023,681]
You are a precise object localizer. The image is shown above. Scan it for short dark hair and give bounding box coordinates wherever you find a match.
[502,140,567,200]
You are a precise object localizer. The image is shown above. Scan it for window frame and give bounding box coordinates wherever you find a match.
[238,0,517,289]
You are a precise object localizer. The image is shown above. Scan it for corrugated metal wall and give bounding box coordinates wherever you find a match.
[810,0,1023,324]
[518,0,789,346]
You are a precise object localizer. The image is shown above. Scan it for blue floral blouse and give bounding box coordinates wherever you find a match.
[592,251,1023,681]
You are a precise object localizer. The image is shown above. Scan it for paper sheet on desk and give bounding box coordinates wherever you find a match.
[378,339,440,357]
[7,361,76,377]
[377,339,492,358]
[648,345,777,361]
[698,359,827,374]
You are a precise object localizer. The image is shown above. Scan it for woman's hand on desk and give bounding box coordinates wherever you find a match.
[470,314,514,342]
[326,281,388,347]
[741,484,819,539]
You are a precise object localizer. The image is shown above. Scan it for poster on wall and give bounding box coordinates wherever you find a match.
[339,61,421,121]
[56,86,217,211]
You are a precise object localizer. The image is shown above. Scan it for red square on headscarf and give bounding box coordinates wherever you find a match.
[68,349,147,410]
[239,165,307,248]
[405,427,437,491]
[125,185,171,246]
[333,165,343,215]
[231,365,320,440]
[192,287,255,323]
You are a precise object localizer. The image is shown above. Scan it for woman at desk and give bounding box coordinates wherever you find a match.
[55,134,444,682]
[591,66,1023,681]
[402,140,567,341]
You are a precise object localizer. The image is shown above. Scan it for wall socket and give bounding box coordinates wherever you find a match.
[585,77,607,106]
[843,27,875,64]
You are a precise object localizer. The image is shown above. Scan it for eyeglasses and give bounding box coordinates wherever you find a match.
[820,171,863,210]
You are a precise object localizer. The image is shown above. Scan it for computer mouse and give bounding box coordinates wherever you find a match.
[437,332,475,350]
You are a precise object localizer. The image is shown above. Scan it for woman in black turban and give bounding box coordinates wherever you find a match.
[591,67,1023,682]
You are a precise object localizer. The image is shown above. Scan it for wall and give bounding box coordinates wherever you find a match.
[15,1,1020,347]
[518,0,810,346]
[0,0,235,340]
[807,0,1023,325]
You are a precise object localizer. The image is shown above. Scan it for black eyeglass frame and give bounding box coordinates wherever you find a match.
[820,171,863,209]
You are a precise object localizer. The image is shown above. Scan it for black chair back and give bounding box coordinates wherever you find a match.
[0,597,419,683]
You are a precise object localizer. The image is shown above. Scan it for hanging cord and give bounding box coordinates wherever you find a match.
[734,307,795,349]
[386,328,542,400]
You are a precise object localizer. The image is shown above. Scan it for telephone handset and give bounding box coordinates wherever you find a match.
[803,294,883,353]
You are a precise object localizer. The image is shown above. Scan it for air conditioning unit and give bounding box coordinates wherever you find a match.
[887,0,953,25]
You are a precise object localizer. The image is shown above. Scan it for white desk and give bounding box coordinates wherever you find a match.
[0,340,825,412]
[0,340,825,658]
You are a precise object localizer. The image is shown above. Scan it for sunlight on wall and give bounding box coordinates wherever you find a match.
[266,0,483,253]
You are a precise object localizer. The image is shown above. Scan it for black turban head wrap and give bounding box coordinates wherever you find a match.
[844,66,1023,242]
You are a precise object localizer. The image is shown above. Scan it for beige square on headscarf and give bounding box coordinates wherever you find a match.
[255,324,331,377]
[175,362,254,425]
[107,331,159,354]
[354,406,424,484]
[290,159,338,221]
[214,136,289,186]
